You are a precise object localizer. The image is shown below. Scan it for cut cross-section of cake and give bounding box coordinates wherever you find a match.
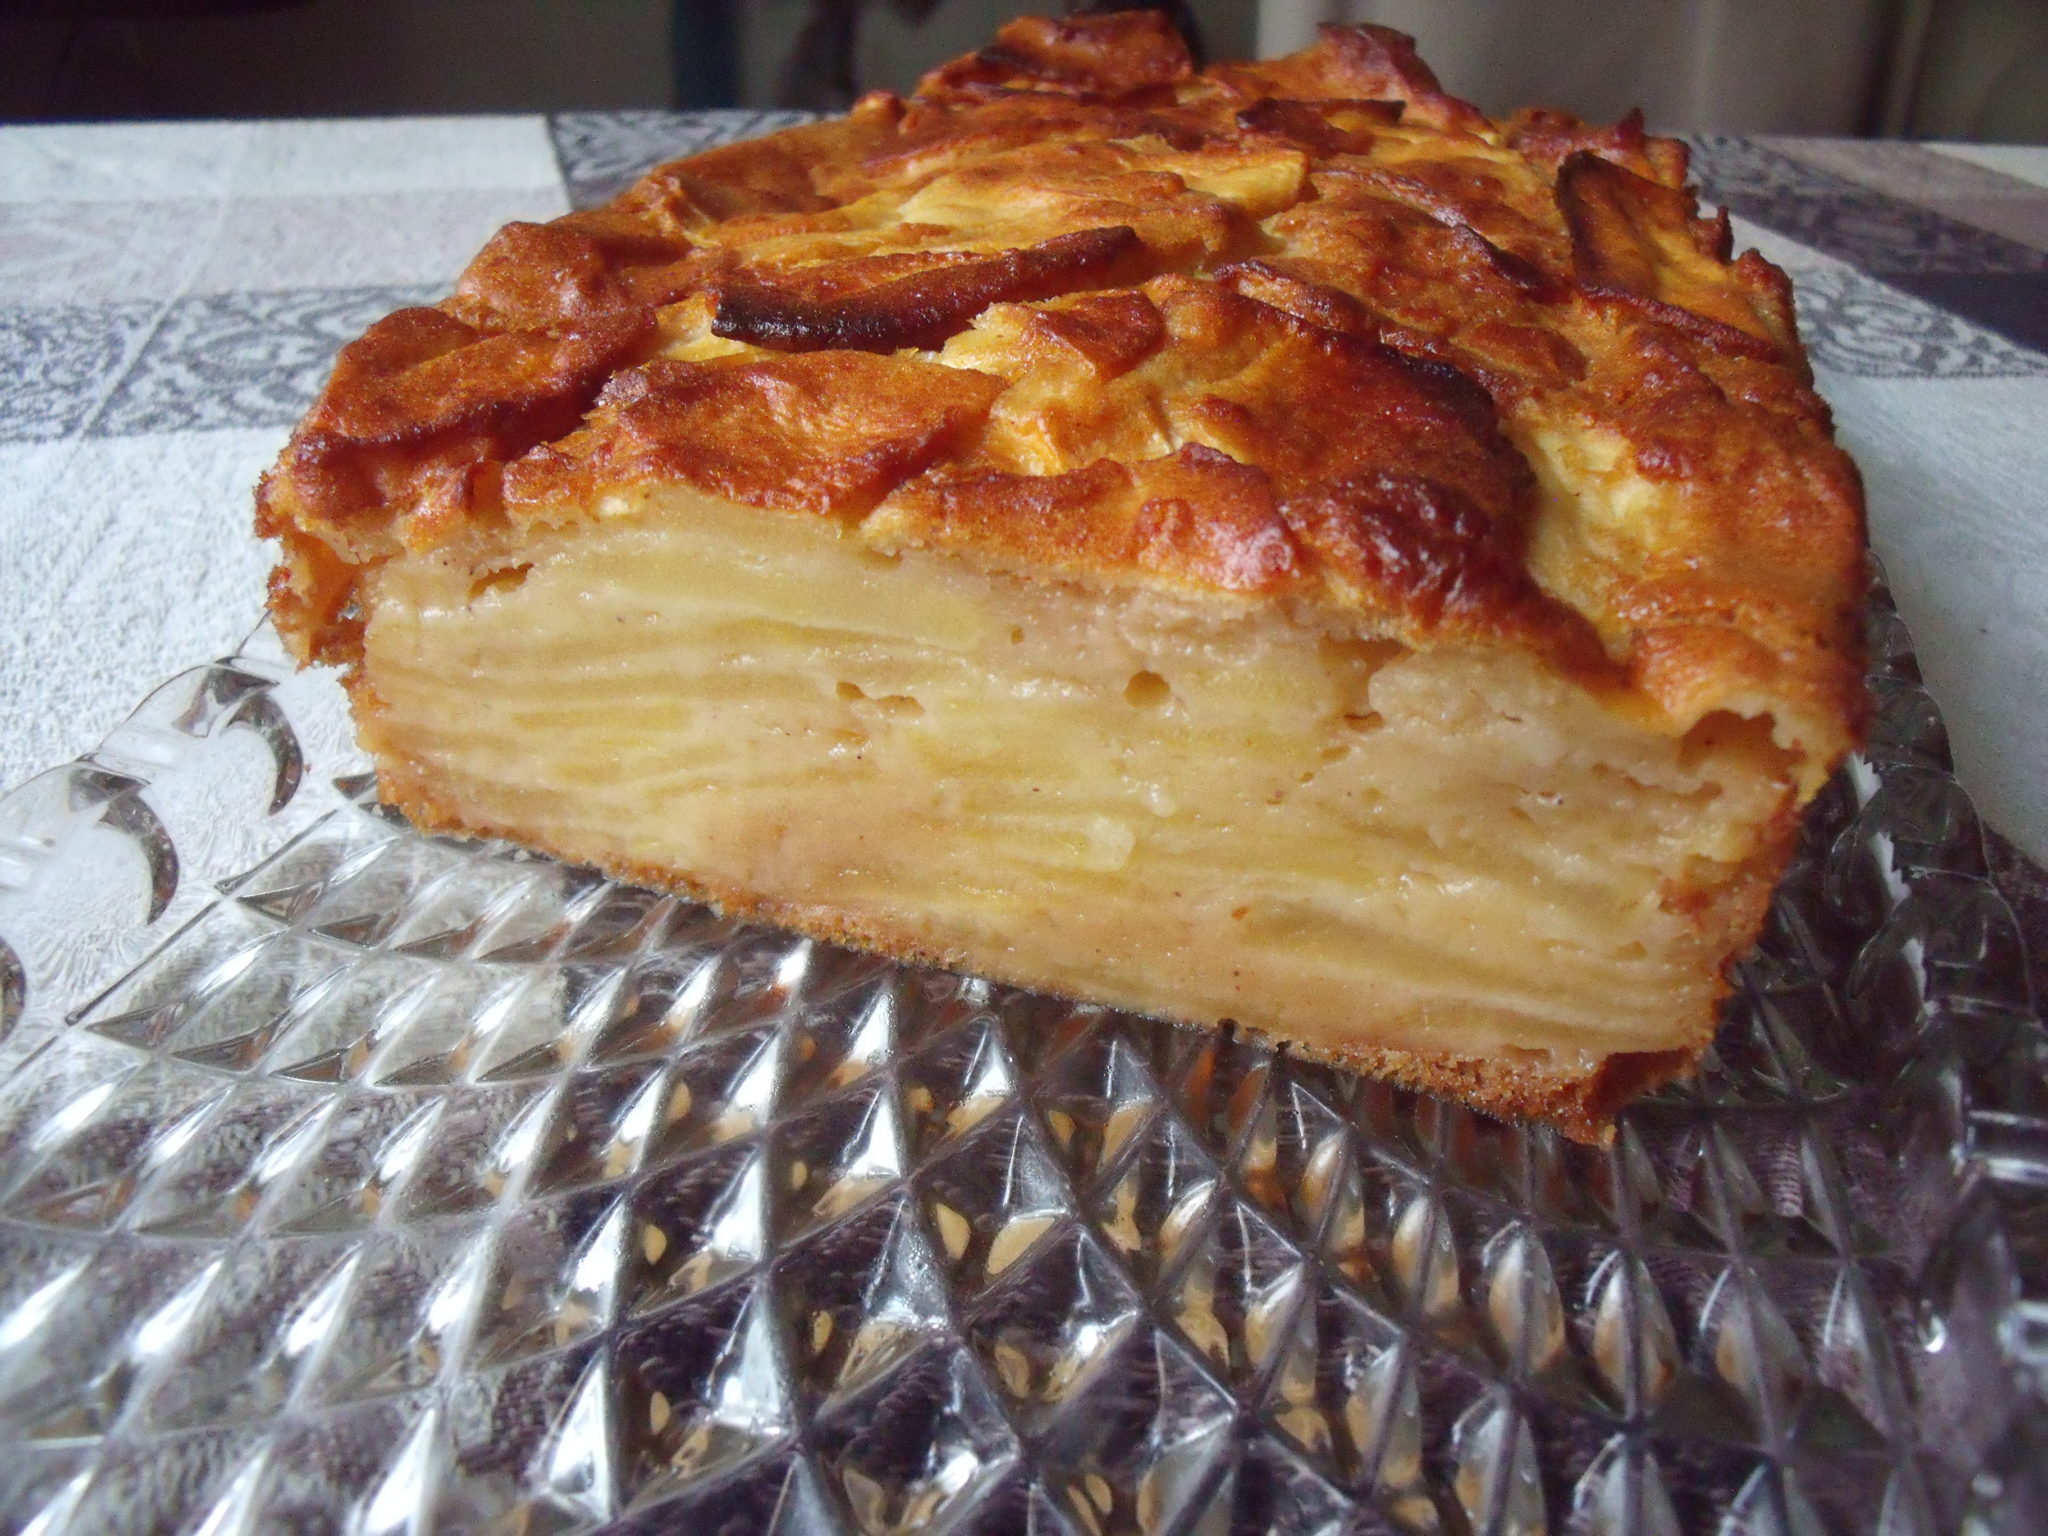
[255,12,1867,1141]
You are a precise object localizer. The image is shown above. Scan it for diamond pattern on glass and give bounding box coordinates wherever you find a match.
[0,561,2043,1534]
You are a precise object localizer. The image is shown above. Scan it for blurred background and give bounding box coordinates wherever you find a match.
[0,0,2041,140]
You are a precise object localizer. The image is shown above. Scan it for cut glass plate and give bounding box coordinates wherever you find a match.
[0,562,2042,1536]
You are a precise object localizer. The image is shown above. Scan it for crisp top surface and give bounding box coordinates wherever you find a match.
[257,11,1867,787]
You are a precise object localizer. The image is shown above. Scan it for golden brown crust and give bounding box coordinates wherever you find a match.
[916,9,1195,103]
[503,351,1006,518]
[258,11,1866,792]
[1205,23,1487,134]
[709,225,1147,353]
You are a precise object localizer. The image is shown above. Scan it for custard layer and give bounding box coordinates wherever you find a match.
[355,491,1794,1076]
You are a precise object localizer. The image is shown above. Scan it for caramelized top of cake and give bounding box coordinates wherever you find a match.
[257,10,1866,791]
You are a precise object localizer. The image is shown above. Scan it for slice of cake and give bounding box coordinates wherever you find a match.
[255,13,1867,1141]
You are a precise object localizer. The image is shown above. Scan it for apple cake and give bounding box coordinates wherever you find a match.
[255,12,1867,1141]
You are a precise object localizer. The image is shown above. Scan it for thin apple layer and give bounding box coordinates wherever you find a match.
[354,489,1797,1122]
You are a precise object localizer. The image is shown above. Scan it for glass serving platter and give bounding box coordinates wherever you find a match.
[0,565,2042,1536]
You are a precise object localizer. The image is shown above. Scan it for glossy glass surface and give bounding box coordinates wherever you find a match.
[0,567,2041,1535]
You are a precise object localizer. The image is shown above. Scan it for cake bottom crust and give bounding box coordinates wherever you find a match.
[369,742,1791,1144]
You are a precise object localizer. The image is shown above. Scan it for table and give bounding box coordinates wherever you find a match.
[0,113,2045,1536]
